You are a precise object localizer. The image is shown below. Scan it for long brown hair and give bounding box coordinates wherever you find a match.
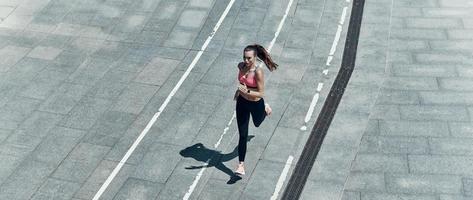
[244,44,278,72]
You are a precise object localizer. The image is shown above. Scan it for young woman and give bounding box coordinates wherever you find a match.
[234,44,278,175]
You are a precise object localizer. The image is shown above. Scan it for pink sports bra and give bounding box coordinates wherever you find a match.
[238,67,258,88]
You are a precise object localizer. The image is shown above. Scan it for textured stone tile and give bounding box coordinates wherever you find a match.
[391,29,446,39]
[345,172,385,192]
[409,155,473,175]
[420,91,473,105]
[132,143,182,183]
[430,41,473,51]
[389,40,428,50]
[370,105,400,120]
[439,78,473,91]
[17,111,63,138]
[405,18,462,28]
[74,160,134,200]
[113,178,163,200]
[391,64,457,77]
[386,174,462,194]
[416,53,473,64]
[448,29,473,39]
[0,132,42,157]
[430,138,473,155]
[394,0,438,7]
[382,77,438,90]
[449,122,473,138]
[112,83,159,114]
[440,195,472,200]
[400,105,469,121]
[423,8,473,17]
[0,153,22,184]
[300,179,344,200]
[240,160,290,200]
[351,154,408,173]
[27,46,63,60]
[39,83,91,114]
[0,160,56,200]
[379,120,449,137]
[457,66,473,78]
[359,136,429,154]
[376,90,420,105]
[464,178,473,196]
[361,193,437,200]
[177,10,207,28]
[134,57,180,86]
[60,97,113,130]
[30,178,81,200]
[341,191,360,200]
[52,143,110,183]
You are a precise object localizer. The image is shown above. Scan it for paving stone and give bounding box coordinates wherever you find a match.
[400,105,469,121]
[429,138,473,155]
[300,179,344,200]
[359,136,429,154]
[52,143,110,183]
[0,153,22,184]
[391,29,446,39]
[27,46,63,60]
[0,96,42,123]
[449,122,473,138]
[439,78,473,91]
[379,120,449,137]
[394,0,438,7]
[376,90,420,105]
[261,126,300,163]
[420,91,473,105]
[30,126,85,165]
[132,143,182,183]
[409,155,473,175]
[463,18,473,28]
[189,0,214,8]
[112,178,162,200]
[360,193,437,200]
[134,57,180,86]
[112,83,159,115]
[344,172,385,192]
[391,64,457,77]
[415,53,473,64]
[430,41,473,51]
[389,40,428,50]
[405,18,462,28]
[30,178,82,200]
[464,178,473,196]
[369,105,400,120]
[0,160,56,200]
[341,191,360,200]
[382,77,438,90]
[177,9,207,28]
[385,173,462,194]
[60,97,113,130]
[67,58,114,86]
[440,195,473,200]
[74,160,134,200]
[424,8,473,17]
[20,68,69,99]
[194,178,235,200]
[351,153,408,173]
[39,83,91,114]
[457,66,473,78]
[0,132,42,158]
[448,29,473,39]
[240,160,290,200]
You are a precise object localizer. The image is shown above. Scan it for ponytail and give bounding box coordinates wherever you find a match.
[244,44,278,72]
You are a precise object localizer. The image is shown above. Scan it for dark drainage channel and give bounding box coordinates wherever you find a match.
[281,0,365,199]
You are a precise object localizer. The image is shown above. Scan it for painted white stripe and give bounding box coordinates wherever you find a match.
[92,0,237,199]
[323,69,329,75]
[268,0,294,52]
[270,156,294,200]
[316,83,324,92]
[182,0,295,199]
[304,93,320,123]
[340,7,348,25]
[329,25,343,56]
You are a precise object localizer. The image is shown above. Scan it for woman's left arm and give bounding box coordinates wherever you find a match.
[250,68,265,98]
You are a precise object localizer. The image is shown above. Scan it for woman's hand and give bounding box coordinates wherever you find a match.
[238,83,248,94]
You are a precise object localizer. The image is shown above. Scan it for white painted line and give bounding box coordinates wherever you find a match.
[268,0,294,51]
[303,4,349,128]
[92,0,237,199]
[183,0,295,199]
[270,155,294,200]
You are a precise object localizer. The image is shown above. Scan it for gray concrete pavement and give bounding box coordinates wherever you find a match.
[0,0,348,199]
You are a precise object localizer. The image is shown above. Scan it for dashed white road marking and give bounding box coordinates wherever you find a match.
[92,0,237,199]
[301,2,351,130]
[270,156,294,200]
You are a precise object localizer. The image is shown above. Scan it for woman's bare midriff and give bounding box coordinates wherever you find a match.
[238,87,261,101]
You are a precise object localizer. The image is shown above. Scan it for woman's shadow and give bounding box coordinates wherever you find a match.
[179,136,254,184]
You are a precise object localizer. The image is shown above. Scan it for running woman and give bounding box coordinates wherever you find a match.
[234,44,278,175]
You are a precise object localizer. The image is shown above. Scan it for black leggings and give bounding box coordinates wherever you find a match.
[236,95,266,162]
